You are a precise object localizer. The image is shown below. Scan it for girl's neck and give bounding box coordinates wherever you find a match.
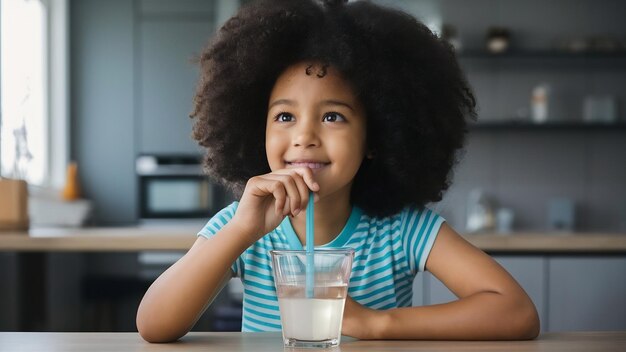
[289,188,352,247]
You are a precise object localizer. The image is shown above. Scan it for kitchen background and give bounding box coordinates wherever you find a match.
[1,0,625,334]
[70,0,626,232]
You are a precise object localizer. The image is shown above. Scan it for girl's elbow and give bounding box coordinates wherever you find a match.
[137,320,183,343]
[136,309,185,343]
[512,301,541,340]
[137,325,163,343]
[523,309,541,340]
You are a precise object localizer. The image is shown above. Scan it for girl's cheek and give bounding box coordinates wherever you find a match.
[265,140,283,170]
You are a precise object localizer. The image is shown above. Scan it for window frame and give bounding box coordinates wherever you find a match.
[45,0,70,189]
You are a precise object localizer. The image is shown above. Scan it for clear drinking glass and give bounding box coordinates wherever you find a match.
[270,249,354,348]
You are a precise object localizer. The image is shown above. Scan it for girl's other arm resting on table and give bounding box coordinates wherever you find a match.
[343,222,540,340]
[136,222,252,343]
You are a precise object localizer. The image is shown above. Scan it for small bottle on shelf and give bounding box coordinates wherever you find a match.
[531,83,550,123]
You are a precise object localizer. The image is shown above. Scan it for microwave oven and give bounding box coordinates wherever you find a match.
[136,154,223,219]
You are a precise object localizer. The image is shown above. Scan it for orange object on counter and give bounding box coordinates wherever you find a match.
[61,162,81,201]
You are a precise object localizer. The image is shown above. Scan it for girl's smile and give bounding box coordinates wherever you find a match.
[285,160,331,173]
[265,62,368,201]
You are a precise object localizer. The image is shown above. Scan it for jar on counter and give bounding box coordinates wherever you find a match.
[466,189,495,233]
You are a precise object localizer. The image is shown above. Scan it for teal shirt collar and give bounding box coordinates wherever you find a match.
[279,206,363,250]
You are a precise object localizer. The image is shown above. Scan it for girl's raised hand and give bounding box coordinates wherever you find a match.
[230,167,320,244]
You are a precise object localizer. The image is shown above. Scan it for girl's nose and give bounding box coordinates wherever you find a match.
[292,122,320,148]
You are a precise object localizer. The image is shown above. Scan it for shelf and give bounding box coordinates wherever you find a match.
[457,50,626,60]
[469,121,626,131]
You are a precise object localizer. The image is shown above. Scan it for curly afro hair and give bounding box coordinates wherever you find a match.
[190,0,476,217]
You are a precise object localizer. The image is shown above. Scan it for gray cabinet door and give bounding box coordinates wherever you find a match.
[412,273,426,307]
[72,0,137,224]
[0,253,18,330]
[548,256,626,331]
[139,16,215,154]
[424,256,547,332]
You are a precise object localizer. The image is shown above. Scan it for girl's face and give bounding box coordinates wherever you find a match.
[266,62,367,200]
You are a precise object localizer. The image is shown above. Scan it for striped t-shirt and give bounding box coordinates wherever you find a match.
[197,201,444,332]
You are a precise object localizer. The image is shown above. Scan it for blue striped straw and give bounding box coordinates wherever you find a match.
[305,191,315,298]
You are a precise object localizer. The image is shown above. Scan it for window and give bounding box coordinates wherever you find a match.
[1,0,48,185]
[1,0,68,188]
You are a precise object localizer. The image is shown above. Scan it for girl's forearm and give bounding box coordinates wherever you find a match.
[369,291,540,340]
[136,222,253,342]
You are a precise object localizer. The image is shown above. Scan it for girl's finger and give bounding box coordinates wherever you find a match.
[263,179,286,215]
[282,196,291,217]
[283,167,319,192]
[265,174,302,216]
[289,171,310,211]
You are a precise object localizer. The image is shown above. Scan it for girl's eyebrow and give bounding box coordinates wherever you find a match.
[321,99,355,112]
[268,99,355,112]
[268,99,295,109]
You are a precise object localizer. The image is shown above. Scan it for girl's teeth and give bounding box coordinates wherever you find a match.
[289,162,326,168]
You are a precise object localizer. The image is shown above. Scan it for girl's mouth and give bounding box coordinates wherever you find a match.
[286,161,330,172]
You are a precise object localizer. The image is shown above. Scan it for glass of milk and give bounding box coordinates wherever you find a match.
[270,248,354,348]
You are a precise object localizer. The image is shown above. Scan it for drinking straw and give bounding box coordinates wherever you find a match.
[305,191,315,298]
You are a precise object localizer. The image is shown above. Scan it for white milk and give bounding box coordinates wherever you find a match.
[278,297,346,341]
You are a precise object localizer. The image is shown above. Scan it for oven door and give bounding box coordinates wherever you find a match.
[139,175,214,219]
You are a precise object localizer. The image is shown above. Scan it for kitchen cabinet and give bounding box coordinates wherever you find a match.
[416,254,626,332]
[72,0,137,225]
[0,253,18,330]
[548,256,626,331]
[138,1,216,154]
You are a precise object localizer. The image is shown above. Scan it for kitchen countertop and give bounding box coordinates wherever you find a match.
[0,331,624,352]
[0,226,625,252]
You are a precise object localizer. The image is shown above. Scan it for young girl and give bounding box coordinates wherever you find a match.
[136,0,539,342]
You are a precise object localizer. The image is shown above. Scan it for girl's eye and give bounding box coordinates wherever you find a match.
[323,112,346,123]
[275,112,294,122]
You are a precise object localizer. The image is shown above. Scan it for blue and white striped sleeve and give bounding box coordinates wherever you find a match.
[400,206,446,274]
[197,201,244,278]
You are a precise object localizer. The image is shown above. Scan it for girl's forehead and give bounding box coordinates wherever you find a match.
[279,61,345,80]
[271,62,355,98]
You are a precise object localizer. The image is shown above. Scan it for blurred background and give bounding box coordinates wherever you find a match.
[1,0,625,334]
